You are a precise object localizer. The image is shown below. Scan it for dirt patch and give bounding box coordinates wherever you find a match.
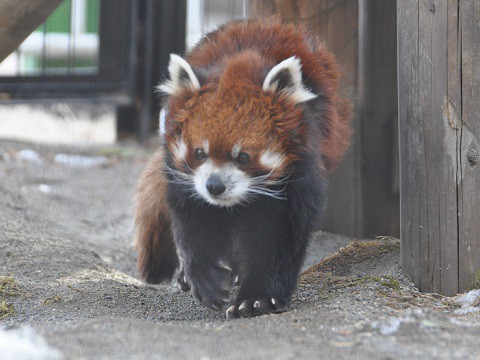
[1,140,480,359]
[299,239,459,313]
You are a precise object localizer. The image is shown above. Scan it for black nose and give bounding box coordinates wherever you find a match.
[206,175,226,196]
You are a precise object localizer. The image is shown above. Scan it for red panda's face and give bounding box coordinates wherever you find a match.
[167,91,291,207]
[160,54,316,207]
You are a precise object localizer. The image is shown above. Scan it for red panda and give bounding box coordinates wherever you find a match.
[134,17,351,319]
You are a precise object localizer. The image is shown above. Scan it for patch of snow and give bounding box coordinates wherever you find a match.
[453,289,480,307]
[0,327,62,360]
[38,184,52,194]
[16,149,43,164]
[54,153,109,168]
[452,289,480,315]
[454,307,480,315]
[0,103,116,145]
[371,317,402,335]
[1,151,11,162]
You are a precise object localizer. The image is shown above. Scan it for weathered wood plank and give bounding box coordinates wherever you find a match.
[318,0,360,237]
[399,0,480,295]
[443,0,462,294]
[459,0,480,291]
[358,0,399,238]
[429,0,458,295]
[398,0,421,288]
[399,0,460,294]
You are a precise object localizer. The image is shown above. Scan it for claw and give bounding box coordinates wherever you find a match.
[217,260,232,272]
[226,305,238,319]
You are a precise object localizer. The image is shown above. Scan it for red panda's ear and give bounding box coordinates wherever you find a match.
[262,56,316,104]
[157,54,201,96]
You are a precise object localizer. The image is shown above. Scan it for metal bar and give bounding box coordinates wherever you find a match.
[127,0,139,99]
[68,0,74,74]
[15,49,21,76]
[92,0,100,72]
[41,22,47,75]
[139,0,155,143]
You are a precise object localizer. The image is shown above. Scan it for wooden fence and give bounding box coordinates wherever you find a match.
[398,0,480,294]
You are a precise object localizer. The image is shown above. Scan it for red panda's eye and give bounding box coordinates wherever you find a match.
[195,148,207,161]
[237,152,250,164]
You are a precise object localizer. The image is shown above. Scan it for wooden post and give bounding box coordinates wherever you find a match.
[0,0,63,62]
[398,0,480,294]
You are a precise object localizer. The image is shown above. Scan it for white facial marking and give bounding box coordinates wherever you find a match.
[158,108,166,135]
[262,56,317,104]
[260,150,285,169]
[231,143,242,158]
[202,139,210,154]
[193,159,251,207]
[172,139,187,162]
[157,54,201,95]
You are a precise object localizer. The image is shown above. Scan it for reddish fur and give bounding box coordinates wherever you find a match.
[166,17,351,172]
[134,149,178,283]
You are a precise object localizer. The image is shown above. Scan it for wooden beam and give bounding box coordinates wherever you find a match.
[358,0,399,238]
[398,0,480,294]
[458,0,480,291]
[0,0,63,63]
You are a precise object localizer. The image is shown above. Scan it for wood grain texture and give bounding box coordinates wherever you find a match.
[0,0,63,62]
[459,0,480,291]
[398,0,421,289]
[399,0,480,294]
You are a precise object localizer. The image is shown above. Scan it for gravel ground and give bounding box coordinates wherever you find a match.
[1,139,480,360]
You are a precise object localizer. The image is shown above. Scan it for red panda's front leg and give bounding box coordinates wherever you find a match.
[226,210,306,318]
[227,171,325,319]
[168,194,235,311]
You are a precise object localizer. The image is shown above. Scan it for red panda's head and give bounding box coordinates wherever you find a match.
[159,52,317,207]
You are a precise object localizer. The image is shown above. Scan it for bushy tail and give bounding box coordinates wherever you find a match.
[134,149,178,283]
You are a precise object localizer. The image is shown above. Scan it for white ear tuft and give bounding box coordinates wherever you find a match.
[157,54,201,95]
[262,56,316,104]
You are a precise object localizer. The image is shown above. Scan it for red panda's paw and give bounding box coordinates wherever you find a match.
[187,260,232,311]
[176,269,190,292]
[226,297,291,319]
